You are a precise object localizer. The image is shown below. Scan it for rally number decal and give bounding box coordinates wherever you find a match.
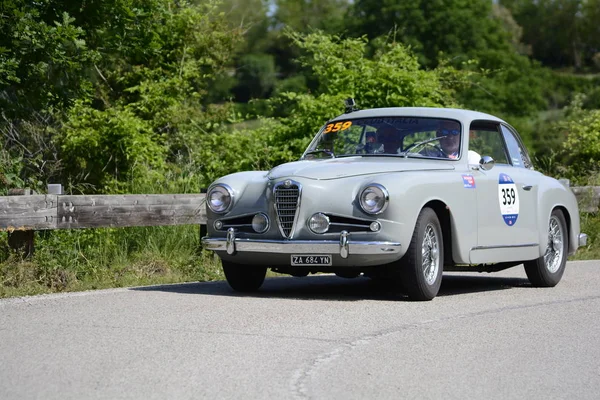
[498,173,519,226]
[324,121,352,133]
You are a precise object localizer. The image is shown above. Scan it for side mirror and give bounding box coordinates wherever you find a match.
[480,156,495,171]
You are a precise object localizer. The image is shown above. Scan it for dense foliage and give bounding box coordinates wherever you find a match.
[1,0,599,296]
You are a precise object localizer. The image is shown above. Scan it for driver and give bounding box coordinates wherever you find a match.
[423,120,461,159]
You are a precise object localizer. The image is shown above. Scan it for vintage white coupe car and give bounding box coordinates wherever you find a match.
[201,104,587,300]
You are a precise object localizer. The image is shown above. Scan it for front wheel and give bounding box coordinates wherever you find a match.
[399,207,444,301]
[524,209,568,287]
[222,260,267,292]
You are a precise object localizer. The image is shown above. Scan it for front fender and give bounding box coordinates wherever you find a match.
[207,171,269,223]
[363,169,477,263]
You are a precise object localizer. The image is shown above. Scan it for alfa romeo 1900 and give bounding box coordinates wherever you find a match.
[202,105,587,300]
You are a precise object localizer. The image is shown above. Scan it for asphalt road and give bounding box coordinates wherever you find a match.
[1,260,599,400]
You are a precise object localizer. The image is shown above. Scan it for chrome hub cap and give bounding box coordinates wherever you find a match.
[544,216,563,273]
[422,224,440,285]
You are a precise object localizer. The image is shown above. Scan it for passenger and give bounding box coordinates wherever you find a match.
[364,131,379,154]
[377,125,401,154]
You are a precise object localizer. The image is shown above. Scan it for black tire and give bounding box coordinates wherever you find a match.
[222,260,267,292]
[524,209,568,287]
[399,207,444,301]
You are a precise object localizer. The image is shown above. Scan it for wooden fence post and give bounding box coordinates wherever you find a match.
[7,188,36,257]
[199,188,207,248]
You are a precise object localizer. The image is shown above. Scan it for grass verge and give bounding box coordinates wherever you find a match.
[1,211,599,298]
[0,226,224,298]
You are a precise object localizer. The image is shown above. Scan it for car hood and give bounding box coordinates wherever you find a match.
[267,157,455,180]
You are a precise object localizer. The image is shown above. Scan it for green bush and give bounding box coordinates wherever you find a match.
[560,108,600,183]
[60,101,167,190]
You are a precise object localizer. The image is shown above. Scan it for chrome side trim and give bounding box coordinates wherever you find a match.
[202,237,401,257]
[579,233,588,247]
[471,243,538,251]
[330,222,371,229]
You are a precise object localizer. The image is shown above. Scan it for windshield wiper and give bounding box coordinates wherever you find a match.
[302,149,336,159]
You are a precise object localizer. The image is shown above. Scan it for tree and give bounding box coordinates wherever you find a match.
[500,0,600,70]
[1,0,243,190]
[272,0,351,34]
[214,0,271,54]
[0,1,97,119]
[267,0,352,77]
[233,53,277,101]
[348,0,513,67]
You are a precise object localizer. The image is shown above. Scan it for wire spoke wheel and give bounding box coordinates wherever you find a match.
[399,207,444,301]
[524,209,568,287]
[543,216,564,273]
[421,224,440,285]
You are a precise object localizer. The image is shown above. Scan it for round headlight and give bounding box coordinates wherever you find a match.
[359,184,389,215]
[309,213,330,234]
[207,184,233,213]
[252,213,269,233]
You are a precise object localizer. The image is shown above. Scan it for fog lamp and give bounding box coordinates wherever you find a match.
[252,213,269,233]
[309,213,330,234]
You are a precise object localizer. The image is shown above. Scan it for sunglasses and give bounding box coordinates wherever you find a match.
[437,129,460,136]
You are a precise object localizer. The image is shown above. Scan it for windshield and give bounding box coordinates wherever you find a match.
[304,116,462,160]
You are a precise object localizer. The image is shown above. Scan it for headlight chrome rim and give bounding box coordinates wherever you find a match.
[308,213,330,234]
[207,184,234,214]
[359,184,389,215]
[252,213,270,233]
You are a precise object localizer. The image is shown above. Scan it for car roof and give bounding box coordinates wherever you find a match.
[329,107,506,125]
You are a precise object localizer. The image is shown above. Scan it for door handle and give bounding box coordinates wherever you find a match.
[522,185,533,191]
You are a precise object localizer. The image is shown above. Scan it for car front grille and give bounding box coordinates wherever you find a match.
[273,181,301,238]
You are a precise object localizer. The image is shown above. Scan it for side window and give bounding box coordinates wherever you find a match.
[468,123,509,164]
[501,125,533,169]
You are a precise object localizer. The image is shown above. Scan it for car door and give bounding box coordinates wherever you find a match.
[499,124,540,244]
[468,121,539,263]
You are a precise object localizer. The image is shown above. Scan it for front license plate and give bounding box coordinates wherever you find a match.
[291,255,332,266]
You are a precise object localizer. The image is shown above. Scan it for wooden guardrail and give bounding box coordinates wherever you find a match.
[570,186,600,213]
[0,190,206,231]
[1,188,206,256]
[1,184,598,255]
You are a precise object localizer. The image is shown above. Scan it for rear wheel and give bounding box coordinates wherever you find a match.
[399,207,444,301]
[221,260,267,292]
[524,209,568,287]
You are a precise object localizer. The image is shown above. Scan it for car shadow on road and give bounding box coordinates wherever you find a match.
[131,273,531,302]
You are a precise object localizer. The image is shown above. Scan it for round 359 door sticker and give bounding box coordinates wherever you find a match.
[498,173,519,226]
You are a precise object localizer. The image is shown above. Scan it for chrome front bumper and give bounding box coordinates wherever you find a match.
[201,228,401,259]
[579,233,588,247]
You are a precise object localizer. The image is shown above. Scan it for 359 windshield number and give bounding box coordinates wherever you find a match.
[501,187,516,205]
[324,121,352,133]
